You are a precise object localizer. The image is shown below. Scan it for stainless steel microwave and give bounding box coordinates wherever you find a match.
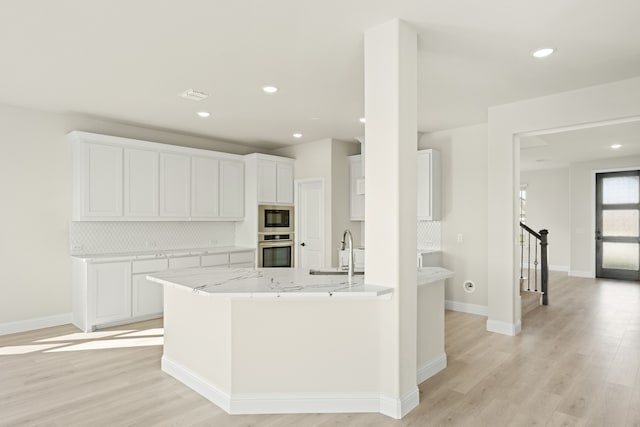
[258,205,294,233]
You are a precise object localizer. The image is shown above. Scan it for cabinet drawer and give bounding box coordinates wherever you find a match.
[230,261,254,269]
[230,251,254,265]
[132,258,168,274]
[201,253,229,267]
[169,256,200,269]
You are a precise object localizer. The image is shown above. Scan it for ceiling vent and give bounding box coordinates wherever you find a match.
[179,89,210,101]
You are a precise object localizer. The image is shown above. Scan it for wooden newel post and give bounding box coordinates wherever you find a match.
[540,229,549,305]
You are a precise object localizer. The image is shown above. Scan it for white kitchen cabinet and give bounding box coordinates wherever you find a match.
[77,141,124,219]
[417,149,441,221]
[124,148,159,218]
[90,261,132,327]
[169,256,200,269]
[160,152,191,218]
[276,162,294,204]
[219,159,244,218]
[191,156,219,218]
[258,159,277,203]
[257,157,294,205]
[349,155,365,221]
[132,274,164,317]
[201,253,229,267]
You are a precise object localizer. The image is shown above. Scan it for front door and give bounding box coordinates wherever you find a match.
[596,171,640,280]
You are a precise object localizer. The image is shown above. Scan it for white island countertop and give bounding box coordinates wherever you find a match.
[147,266,454,299]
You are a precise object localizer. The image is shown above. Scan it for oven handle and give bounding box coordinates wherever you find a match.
[258,241,293,248]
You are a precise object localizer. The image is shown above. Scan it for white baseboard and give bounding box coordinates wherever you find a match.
[380,387,420,419]
[162,355,419,418]
[0,313,72,336]
[417,352,447,384]
[486,319,521,336]
[549,265,569,272]
[445,300,488,316]
[569,270,594,278]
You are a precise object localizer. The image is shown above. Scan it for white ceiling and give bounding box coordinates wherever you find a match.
[1,1,640,149]
[520,120,640,171]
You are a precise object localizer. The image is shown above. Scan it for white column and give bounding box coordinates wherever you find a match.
[364,19,418,419]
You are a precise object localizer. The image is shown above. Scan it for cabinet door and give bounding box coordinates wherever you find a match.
[417,150,431,220]
[191,156,219,218]
[276,162,294,204]
[90,262,131,325]
[160,153,191,218]
[350,156,364,221]
[82,142,123,218]
[417,150,440,221]
[220,159,244,218]
[132,274,163,317]
[258,159,277,203]
[124,148,159,217]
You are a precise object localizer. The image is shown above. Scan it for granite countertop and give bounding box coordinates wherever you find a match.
[147,266,454,299]
[147,267,393,299]
[417,267,454,285]
[71,246,255,262]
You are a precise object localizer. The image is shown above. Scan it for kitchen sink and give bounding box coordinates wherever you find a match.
[309,268,364,275]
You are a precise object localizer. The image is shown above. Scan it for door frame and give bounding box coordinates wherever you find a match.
[592,166,640,279]
[294,178,325,268]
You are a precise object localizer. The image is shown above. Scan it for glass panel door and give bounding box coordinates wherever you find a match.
[596,171,640,280]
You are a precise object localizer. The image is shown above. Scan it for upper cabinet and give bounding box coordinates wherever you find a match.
[417,149,441,221]
[124,148,159,218]
[256,156,294,205]
[77,141,123,219]
[348,149,441,221]
[70,131,245,221]
[191,156,220,218]
[349,155,365,221]
[219,159,244,218]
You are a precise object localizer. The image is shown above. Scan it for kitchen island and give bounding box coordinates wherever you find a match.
[147,266,452,417]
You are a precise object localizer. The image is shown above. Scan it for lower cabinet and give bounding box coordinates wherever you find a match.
[132,274,164,318]
[91,261,132,325]
[73,249,256,332]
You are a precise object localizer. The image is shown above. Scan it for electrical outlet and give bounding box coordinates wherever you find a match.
[71,244,83,252]
[457,233,464,243]
[208,239,217,246]
[146,241,157,248]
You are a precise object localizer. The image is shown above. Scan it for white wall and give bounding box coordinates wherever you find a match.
[271,138,360,267]
[0,102,253,325]
[520,167,571,270]
[420,124,489,309]
[487,76,640,335]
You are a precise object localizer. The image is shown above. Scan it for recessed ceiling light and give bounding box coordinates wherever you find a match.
[611,144,622,149]
[197,111,211,118]
[292,133,303,139]
[532,48,555,58]
[359,117,366,123]
[263,86,278,94]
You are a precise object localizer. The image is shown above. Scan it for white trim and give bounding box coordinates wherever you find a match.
[162,355,232,412]
[0,313,72,336]
[569,270,595,278]
[445,300,488,316]
[486,319,521,336]
[294,178,325,269]
[549,265,569,272]
[162,355,419,418]
[379,388,420,419]
[417,352,447,384]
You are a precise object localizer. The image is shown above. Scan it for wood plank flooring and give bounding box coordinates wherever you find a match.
[1,272,640,426]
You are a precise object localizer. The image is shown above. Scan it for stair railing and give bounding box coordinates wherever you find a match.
[519,222,549,305]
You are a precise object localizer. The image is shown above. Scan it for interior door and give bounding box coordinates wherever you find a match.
[297,180,324,268]
[596,171,640,280]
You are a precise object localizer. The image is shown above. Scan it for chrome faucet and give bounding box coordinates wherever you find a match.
[341,229,355,284]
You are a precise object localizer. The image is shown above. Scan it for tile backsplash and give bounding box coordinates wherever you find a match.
[417,221,441,250]
[70,221,235,255]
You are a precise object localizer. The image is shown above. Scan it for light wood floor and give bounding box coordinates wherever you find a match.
[2,273,640,426]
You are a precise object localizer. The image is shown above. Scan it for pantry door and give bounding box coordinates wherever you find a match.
[596,170,640,280]
[296,179,324,269]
